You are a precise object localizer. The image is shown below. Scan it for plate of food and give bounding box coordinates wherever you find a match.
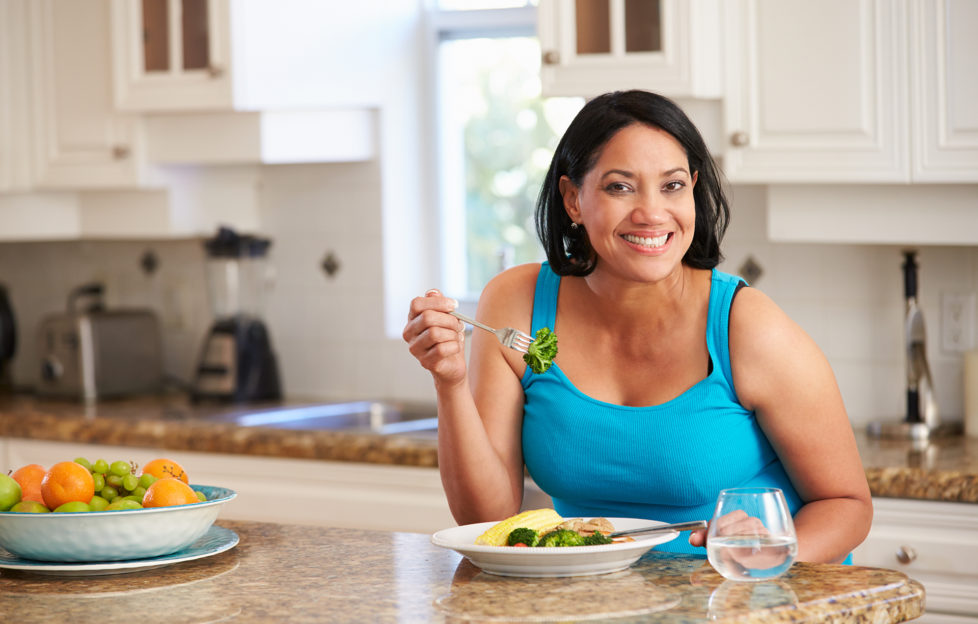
[431,509,683,577]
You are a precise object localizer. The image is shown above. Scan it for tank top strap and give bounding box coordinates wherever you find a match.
[708,269,747,389]
[531,262,560,334]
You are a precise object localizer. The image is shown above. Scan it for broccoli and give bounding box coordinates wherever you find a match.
[583,531,613,546]
[537,529,586,547]
[523,327,558,374]
[506,527,540,547]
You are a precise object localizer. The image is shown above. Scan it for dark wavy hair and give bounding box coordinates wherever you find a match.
[535,90,729,275]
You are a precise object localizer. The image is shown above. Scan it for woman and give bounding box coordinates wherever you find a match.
[403,90,871,563]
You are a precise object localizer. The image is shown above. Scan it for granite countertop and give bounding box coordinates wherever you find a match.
[2,394,977,503]
[0,519,924,623]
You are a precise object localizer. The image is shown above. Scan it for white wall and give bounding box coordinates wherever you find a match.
[1,177,975,427]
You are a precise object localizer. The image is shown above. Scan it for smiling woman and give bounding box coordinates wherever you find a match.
[405,89,873,568]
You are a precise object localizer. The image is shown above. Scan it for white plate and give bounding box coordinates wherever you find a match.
[0,525,238,576]
[431,517,679,577]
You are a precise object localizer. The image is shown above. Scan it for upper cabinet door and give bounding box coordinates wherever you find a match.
[30,0,142,189]
[0,0,33,192]
[911,0,978,182]
[538,0,721,98]
[722,0,909,183]
[111,0,233,111]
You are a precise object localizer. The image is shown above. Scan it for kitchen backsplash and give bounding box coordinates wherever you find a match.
[0,163,976,427]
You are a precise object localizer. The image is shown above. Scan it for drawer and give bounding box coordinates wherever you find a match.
[853,498,978,618]
[853,498,978,577]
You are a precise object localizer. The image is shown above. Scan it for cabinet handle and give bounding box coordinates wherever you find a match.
[208,65,225,78]
[112,145,130,160]
[542,50,560,65]
[730,131,749,147]
[895,545,917,565]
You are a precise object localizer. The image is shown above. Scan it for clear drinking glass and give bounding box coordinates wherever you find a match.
[706,487,798,582]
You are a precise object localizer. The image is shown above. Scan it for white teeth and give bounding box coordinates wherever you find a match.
[623,233,669,248]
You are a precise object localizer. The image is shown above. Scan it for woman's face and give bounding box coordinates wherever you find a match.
[559,123,698,283]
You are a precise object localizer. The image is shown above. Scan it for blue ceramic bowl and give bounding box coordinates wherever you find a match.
[0,485,235,562]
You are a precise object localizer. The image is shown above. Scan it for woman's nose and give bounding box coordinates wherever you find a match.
[629,192,668,224]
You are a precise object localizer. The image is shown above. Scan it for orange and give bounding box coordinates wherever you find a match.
[140,458,189,484]
[40,461,95,510]
[142,477,199,508]
[11,463,46,504]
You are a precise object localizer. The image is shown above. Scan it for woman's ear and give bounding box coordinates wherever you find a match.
[558,175,581,223]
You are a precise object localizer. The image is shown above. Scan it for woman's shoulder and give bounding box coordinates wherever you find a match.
[478,262,544,323]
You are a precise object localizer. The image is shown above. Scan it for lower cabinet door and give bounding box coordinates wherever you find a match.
[853,497,978,621]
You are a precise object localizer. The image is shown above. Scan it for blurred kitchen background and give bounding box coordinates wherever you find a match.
[0,0,976,427]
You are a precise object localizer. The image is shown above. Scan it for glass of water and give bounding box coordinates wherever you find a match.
[706,487,798,582]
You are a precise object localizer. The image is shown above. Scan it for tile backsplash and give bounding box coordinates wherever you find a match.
[1,167,976,428]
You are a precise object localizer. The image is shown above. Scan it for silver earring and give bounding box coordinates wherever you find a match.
[570,222,579,230]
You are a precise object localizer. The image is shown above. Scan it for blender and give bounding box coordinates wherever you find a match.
[192,227,282,402]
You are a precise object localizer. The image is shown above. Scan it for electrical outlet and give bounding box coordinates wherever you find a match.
[942,292,976,352]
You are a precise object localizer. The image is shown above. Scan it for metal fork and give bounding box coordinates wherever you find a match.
[450,310,533,354]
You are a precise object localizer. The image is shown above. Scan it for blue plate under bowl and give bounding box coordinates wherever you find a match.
[0,484,236,562]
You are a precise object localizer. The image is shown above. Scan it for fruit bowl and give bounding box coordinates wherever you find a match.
[0,485,235,562]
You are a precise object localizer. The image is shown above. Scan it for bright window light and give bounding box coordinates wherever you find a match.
[434,19,582,300]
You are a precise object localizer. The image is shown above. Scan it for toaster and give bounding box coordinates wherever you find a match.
[36,308,163,401]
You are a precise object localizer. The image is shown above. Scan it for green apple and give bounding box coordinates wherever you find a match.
[9,500,49,513]
[0,473,22,511]
[53,501,91,513]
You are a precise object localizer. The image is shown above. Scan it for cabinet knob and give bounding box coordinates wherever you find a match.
[542,50,560,65]
[208,65,225,78]
[111,145,130,160]
[730,131,750,147]
[895,545,917,565]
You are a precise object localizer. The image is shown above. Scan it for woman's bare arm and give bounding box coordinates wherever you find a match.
[724,286,872,563]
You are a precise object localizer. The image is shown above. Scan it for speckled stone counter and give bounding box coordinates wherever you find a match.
[858,432,978,503]
[0,520,924,623]
[2,395,977,503]
[0,395,439,467]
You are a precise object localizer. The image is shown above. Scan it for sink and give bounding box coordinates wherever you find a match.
[231,401,438,436]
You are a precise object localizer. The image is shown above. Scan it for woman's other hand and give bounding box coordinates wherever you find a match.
[403,289,467,388]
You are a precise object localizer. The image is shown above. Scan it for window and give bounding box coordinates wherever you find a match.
[429,2,583,301]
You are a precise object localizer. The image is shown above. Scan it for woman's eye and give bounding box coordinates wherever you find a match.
[663,180,686,192]
[605,182,631,193]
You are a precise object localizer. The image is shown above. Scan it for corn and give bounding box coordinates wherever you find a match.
[474,508,563,546]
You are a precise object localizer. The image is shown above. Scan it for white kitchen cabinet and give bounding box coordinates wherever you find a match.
[110,0,234,111]
[538,0,721,98]
[722,0,978,184]
[852,497,978,622]
[910,0,978,183]
[28,0,144,190]
[1,438,456,534]
[722,0,907,183]
[109,0,405,113]
[0,0,33,192]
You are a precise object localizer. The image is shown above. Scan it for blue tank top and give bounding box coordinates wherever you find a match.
[521,263,804,555]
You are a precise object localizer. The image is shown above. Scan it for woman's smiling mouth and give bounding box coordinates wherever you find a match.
[622,233,671,249]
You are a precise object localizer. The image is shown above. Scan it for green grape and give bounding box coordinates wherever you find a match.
[93,459,109,474]
[122,473,139,491]
[195,491,207,502]
[106,474,124,489]
[100,485,119,500]
[74,457,92,471]
[121,495,142,503]
[130,486,146,500]
[92,472,105,491]
[138,473,157,489]
[88,495,110,511]
[109,460,131,477]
